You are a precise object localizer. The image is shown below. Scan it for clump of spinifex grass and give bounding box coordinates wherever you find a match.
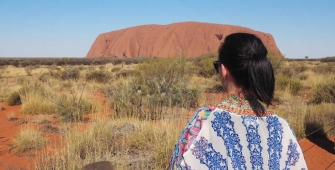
[6,91,21,106]
[105,57,203,120]
[275,75,303,95]
[13,128,47,154]
[16,77,98,121]
[312,76,335,104]
[35,117,186,170]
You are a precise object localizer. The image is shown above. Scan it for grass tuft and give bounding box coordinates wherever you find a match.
[6,91,21,106]
[312,76,335,103]
[13,128,47,154]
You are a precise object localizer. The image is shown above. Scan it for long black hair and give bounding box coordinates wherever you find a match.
[218,33,275,105]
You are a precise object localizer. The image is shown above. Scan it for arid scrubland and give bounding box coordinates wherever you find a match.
[0,55,334,169]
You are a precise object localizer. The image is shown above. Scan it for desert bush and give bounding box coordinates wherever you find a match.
[9,60,20,67]
[61,81,73,88]
[19,82,45,98]
[132,57,198,99]
[18,82,57,115]
[54,94,96,121]
[293,64,308,73]
[267,51,284,74]
[50,68,80,81]
[6,91,22,106]
[21,60,36,67]
[276,76,303,95]
[320,56,335,62]
[13,128,46,153]
[20,93,57,115]
[281,67,296,78]
[198,54,217,78]
[24,66,34,76]
[0,60,9,66]
[114,70,133,78]
[39,73,52,83]
[297,73,308,80]
[312,65,333,74]
[312,76,335,103]
[86,70,112,83]
[106,57,203,120]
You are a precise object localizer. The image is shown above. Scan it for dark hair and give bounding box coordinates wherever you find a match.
[218,33,275,105]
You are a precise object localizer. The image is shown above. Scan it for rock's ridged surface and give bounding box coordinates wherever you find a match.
[86,21,281,58]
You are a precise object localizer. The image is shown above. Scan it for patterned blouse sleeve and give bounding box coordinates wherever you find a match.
[168,107,213,169]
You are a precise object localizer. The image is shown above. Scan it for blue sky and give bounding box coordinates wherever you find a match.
[0,0,334,58]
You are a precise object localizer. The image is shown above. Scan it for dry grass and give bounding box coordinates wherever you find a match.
[0,59,334,169]
[13,128,47,154]
[35,117,186,169]
[20,91,57,115]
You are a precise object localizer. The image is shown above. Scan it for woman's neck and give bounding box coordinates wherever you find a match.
[226,82,255,99]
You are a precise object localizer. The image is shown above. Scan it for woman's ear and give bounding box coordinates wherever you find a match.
[220,64,227,79]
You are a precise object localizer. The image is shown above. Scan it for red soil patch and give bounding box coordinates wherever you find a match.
[0,102,35,169]
[86,21,282,58]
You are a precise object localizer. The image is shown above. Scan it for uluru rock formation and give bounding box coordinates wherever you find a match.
[86,21,281,58]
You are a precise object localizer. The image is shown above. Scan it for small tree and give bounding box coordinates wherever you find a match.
[305,56,308,60]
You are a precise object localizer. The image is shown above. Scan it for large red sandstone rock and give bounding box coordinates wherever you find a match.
[86,21,281,58]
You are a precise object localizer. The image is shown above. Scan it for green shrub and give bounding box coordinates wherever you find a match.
[6,91,21,106]
[198,55,217,78]
[105,57,203,120]
[276,76,303,95]
[133,57,201,108]
[312,77,335,103]
[50,68,80,81]
[54,94,96,121]
[86,70,112,83]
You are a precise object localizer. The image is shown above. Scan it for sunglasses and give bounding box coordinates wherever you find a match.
[213,61,220,73]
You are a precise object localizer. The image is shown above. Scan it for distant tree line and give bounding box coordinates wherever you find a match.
[1,54,335,67]
[0,57,152,67]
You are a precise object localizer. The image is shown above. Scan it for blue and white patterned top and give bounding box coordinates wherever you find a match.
[169,95,308,170]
